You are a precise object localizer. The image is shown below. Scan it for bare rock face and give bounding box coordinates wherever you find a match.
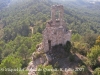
[27,42,52,75]
[36,43,44,52]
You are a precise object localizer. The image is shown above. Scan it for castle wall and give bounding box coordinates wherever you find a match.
[43,5,71,52]
[64,30,72,44]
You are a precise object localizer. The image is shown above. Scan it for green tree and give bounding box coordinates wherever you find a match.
[17,44,29,60]
[84,34,97,47]
[37,65,53,75]
[71,33,82,42]
[17,44,29,67]
[2,43,14,58]
[72,42,89,56]
[96,36,100,45]
[93,68,100,75]
[87,45,100,65]
[64,41,72,53]
[0,55,22,75]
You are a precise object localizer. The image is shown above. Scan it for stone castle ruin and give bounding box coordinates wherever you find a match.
[43,5,71,52]
[27,5,72,75]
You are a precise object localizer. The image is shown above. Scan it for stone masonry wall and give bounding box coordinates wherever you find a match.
[43,5,71,52]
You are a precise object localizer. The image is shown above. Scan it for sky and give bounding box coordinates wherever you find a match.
[61,0,100,1]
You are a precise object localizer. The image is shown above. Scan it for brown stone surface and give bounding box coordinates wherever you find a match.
[43,5,71,52]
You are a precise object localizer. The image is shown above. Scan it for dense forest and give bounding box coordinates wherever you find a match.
[0,0,100,75]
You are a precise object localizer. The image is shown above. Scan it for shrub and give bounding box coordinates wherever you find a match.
[37,65,53,75]
[93,68,100,75]
[64,41,72,53]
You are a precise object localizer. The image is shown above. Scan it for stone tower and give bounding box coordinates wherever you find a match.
[43,5,71,52]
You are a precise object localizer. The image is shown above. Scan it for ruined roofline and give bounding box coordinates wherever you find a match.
[51,5,63,9]
[51,5,64,22]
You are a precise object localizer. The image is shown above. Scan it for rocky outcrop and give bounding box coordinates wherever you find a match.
[27,42,92,75]
[27,43,52,75]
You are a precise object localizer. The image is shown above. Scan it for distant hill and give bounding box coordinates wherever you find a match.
[0,0,11,10]
[51,0,100,8]
[0,0,100,41]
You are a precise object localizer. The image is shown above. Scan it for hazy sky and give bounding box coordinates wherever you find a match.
[62,0,100,1]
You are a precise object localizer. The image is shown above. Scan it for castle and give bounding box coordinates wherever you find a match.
[43,5,71,52]
[28,5,72,75]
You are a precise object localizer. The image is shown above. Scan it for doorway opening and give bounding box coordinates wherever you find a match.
[48,40,51,50]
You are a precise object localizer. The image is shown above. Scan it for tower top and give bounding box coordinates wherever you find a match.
[51,5,63,9]
[51,5,64,26]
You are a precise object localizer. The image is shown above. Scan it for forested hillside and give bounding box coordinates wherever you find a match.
[0,0,100,42]
[0,0,100,75]
[53,0,100,35]
[0,0,53,42]
[0,0,11,10]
